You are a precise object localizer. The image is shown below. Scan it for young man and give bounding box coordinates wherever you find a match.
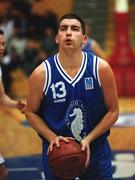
[0,29,25,180]
[25,13,119,180]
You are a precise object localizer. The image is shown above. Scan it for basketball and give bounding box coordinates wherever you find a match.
[48,139,87,179]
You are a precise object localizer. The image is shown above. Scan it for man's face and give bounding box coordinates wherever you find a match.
[0,34,5,58]
[56,18,87,50]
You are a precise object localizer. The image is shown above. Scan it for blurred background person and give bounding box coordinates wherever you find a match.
[0,29,25,180]
[82,23,107,60]
[40,26,57,57]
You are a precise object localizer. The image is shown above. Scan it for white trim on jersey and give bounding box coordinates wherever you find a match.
[0,66,2,80]
[43,60,51,95]
[54,51,87,87]
[72,52,87,87]
[93,55,101,87]
[42,62,47,93]
[97,57,101,87]
[93,55,97,79]
[54,54,71,84]
[0,154,5,164]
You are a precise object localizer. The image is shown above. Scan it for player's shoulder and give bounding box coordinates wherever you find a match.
[98,57,114,80]
[33,63,45,76]
[98,57,111,70]
[29,62,45,85]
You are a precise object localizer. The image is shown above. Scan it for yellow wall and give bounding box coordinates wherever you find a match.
[0,1,74,18]
[0,2,9,15]
[32,0,74,18]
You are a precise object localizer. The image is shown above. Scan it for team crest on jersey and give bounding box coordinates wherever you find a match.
[65,100,86,142]
[85,77,94,90]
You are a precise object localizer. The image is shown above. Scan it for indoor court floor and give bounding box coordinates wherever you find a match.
[0,97,135,180]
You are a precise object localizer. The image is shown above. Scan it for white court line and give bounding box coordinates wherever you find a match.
[114,113,135,127]
[41,172,45,180]
[8,167,39,172]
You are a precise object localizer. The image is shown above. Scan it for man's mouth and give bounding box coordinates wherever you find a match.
[65,39,72,44]
[66,38,71,40]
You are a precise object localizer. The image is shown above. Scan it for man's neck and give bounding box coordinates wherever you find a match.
[58,49,83,69]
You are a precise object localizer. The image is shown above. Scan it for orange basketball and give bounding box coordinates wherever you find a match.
[48,139,86,179]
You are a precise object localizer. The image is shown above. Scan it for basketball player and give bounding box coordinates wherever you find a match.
[25,14,119,180]
[0,29,25,180]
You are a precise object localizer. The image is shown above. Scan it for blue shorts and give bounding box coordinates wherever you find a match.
[42,139,113,180]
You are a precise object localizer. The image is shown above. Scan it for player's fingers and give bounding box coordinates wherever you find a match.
[55,140,60,147]
[55,136,64,147]
[81,144,86,151]
[49,141,54,152]
[59,136,69,143]
[85,147,90,168]
[54,136,69,148]
[66,137,75,140]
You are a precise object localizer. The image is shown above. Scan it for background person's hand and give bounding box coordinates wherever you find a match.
[17,100,26,113]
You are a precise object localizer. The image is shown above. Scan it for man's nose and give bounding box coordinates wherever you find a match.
[66,28,72,36]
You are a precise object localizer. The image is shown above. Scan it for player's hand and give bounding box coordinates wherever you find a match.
[47,136,70,154]
[17,100,26,113]
[80,138,90,169]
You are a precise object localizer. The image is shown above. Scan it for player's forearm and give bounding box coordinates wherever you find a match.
[25,111,57,142]
[84,109,119,144]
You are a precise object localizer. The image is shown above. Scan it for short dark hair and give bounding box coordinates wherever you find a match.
[57,13,86,34]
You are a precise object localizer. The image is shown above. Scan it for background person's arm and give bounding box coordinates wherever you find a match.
[0,80,25,112]
[91,39,107,60]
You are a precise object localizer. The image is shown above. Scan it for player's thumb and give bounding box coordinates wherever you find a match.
[81,144,86,151]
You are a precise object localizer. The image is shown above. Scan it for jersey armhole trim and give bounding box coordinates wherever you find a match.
[97,57,101,87]
[93,55,101,87]
[42,60,51,95]
[0,66,2,80]
[0,154,5,164]
[42,62,47,93]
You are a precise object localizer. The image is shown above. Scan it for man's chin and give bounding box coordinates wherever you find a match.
[64,44,74,49]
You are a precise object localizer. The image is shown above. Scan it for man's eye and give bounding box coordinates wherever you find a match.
[60,27,66,31]
[72,27,80,31]
[73,28,79,31]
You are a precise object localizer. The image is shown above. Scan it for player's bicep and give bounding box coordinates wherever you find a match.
[26,81,41,113]
[26,67,45,113]
[99,60,118,111]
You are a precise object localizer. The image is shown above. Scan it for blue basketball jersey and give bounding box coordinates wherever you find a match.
[38,51,109,145]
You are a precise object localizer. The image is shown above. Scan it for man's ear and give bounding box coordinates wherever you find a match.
[55,35,59,44]
[83,35,88,44]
